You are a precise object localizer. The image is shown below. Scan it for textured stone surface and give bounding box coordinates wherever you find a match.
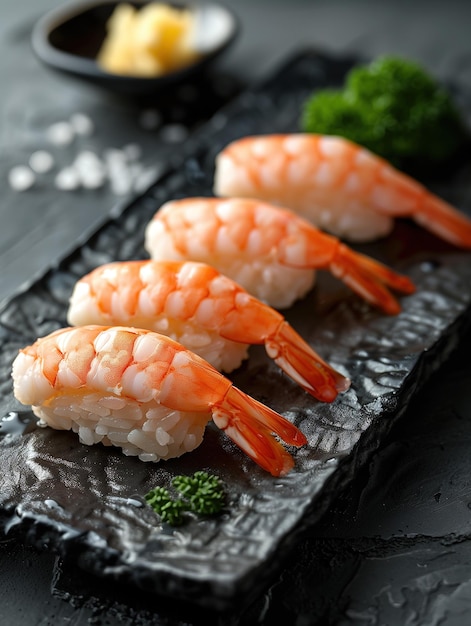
[1,50,471,610]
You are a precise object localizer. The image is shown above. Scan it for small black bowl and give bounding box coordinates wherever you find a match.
[31,0,239,96]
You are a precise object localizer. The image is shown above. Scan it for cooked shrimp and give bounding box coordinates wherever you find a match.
[213,133,471,246]
[144,197,415,314]
[67,260,350,402]
[11,325,307,476]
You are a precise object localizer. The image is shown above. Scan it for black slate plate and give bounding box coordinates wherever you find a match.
[1,49,471,611]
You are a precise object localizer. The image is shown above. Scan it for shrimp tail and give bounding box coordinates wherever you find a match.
[414,196,471,248]
[265,321,350,401]
[212,386,307,476]
[331,244,416,315]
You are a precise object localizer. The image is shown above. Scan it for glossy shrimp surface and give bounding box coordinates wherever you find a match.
[12,326,307,476]
[67,260,349,402]
[213,133,471,246]
[145,197,415,315]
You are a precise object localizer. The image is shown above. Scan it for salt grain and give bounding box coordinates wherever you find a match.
[55,167,80,190]
[122,143,142,161]
[110,173,133,196]
[80,169,106,190]
[103,148,127,167]
[70,113,94,136]
[47,121,75,146]
[74,150,103,171]
[29,150,55,173]
[159,123,188,143]
[12,110,160,196]
[8,165,35,191]
[71,150,107,189]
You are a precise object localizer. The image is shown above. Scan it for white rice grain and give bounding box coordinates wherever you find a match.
[156,427,172,446]
[32,391,211,463]
[139,453,158,462]
[79,426,96,446]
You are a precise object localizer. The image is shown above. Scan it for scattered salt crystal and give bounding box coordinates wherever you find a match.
[80,168,106,190]
[29,150,55,173]
[71,150,107,189]
[122,143,142,161]
[104,149,134,192]
[47,121,75,146]
[8,165,35,191]
[74,149,103,169]
[11,111,162,196]
[127,162,143,179]
[74,150,106,176]
[104,149,134,195]
[133,165,162,192]
[110,173,133,196]
[139,108,162,130]
[103,148,127,167]
[70,112,94,136]
[55,167,80,190]
[159,123,188,143]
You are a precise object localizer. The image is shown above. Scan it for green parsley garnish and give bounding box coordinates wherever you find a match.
[145,471,225,526]
[301,55,467,170]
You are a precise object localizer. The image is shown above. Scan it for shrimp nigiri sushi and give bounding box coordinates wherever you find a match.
[11,325,307,476]
[67,260,349,402]
[144,197,415,314]
[213,133,471,246]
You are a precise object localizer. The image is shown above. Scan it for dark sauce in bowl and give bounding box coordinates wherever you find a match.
[31,1,239,96]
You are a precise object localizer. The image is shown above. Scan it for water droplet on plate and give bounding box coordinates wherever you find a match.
[0,411,33,436]
[420,259,440,273]
[45,499,63,511]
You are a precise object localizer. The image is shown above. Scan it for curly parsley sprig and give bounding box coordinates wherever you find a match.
[145,471,226,526]
[144,486,188,526]
[301,55,468,170]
